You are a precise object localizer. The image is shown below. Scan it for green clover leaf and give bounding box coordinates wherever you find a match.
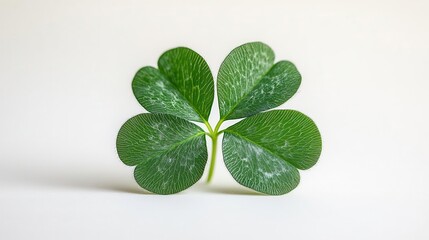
[217,42,301,120]
[223,110,322,195]
[132,47,214,122]
[116,113,207,194]
[117,42,322,195]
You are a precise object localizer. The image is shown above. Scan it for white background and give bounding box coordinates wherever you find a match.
[1,0,428,239]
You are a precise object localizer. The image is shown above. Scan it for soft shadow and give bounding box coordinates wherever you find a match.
[51,178,151,195]
[195,183,265,196]
[2,163,272,196]
[1,164,151,195]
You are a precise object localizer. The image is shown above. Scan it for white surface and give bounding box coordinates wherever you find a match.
[1,0,429,239]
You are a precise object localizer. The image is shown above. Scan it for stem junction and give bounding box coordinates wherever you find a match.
[203,119,224,183]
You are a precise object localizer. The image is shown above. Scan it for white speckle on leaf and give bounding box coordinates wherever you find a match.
[252,146,262,155]
[263,172,274,178]
[282,141,289,148]
[156,81,165,88]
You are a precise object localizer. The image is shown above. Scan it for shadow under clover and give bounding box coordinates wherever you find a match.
[2,161,274,196]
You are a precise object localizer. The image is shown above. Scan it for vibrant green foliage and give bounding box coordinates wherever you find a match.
[116,113,207,194]
[217,42,301,120]
[132,47,214,122]
[223,110,322,195]
[117,42,322,195]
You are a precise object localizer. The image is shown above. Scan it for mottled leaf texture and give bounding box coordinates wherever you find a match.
[132,47,214,122]
[217,42,301,120]
[222,110,322,195]
[116,113,207,194]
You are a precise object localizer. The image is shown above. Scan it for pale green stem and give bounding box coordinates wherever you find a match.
[206,134,218,183]
[203,120,214,135]
[206,119,224,183]
[214,119,224,134]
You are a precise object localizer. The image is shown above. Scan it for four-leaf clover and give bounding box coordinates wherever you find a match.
[116,42,322,195]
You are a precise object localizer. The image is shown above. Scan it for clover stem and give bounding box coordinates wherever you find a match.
[206,133,217,183]
[203,119,214,135]
[206,119,225,183]
[214,119,224,134]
